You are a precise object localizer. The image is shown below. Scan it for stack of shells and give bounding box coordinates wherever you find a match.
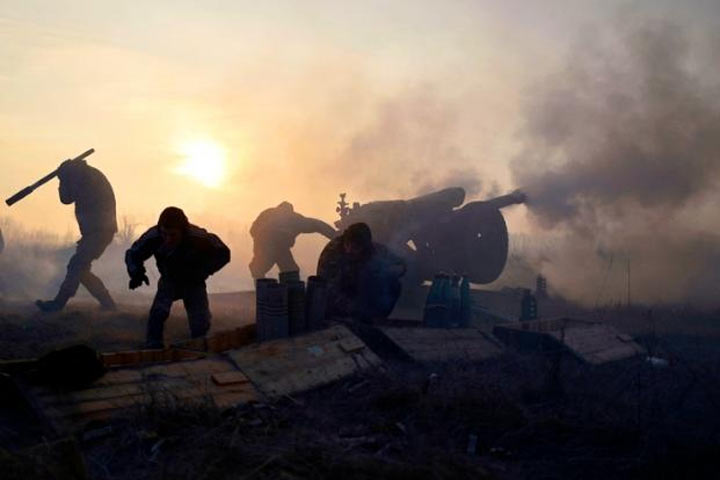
[255,278,288,341]
[423,273,473,328]
[305,275,328,332]
[255,271,329,342]
[281,274,307,337]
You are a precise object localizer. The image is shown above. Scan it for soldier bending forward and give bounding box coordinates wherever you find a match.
[125,207,230,348]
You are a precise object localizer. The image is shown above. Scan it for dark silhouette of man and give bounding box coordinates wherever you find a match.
[36,159,117,312]
[125,207,230,348]
[317,222,406,322]
[249,201,336,278]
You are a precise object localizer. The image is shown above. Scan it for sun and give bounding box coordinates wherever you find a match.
[174,139,227,188]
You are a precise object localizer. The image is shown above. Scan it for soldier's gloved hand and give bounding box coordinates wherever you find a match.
[129,274,150,290]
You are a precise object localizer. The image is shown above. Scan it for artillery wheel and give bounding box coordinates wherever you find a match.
[413,206,509,284]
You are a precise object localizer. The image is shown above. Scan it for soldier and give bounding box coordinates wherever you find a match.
[317,222,406,322]
[36,159,117,312]
[125,207,230,348]
[249,201,336,278]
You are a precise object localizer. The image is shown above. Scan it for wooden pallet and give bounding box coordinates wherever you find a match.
[25,357,258,432]
[99,324,257,369]
[378,327,505,363]
[228,325,382,398]
[492,318,646,365]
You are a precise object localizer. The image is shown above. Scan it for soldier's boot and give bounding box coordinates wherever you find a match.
[35,284,74,313]
[35,299,64,313]
[80,271,117,311]
[35,261,84,313]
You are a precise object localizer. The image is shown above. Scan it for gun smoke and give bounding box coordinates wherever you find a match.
[512,18,720,306]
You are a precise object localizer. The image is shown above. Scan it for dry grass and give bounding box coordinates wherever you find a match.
[67,339,720,480]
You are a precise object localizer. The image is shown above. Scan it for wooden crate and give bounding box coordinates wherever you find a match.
[493,318,646,365]
[228,325,381,398]
[25,357,259,433]
[378,327,505,363]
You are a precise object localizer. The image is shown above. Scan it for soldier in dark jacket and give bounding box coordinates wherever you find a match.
[125,207,230,348]
[36,159,117,312]
[249,201,336,278]
[317,222,406,322]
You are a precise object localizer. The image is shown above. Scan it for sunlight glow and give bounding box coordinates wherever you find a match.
[174,139,227,188]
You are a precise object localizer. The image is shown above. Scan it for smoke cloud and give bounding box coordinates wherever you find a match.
[339,87,485,199]
[512,18,720,306]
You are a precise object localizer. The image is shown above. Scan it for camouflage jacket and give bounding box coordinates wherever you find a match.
[125,224,230,284]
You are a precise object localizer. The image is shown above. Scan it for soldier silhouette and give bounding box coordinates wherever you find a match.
[36,159,117,312]
[249,201,336,278]
[125,207,230,348]
[317,222,406,323]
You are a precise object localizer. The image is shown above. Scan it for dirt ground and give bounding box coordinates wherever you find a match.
[0,292,256,359]
[1,292,719,479]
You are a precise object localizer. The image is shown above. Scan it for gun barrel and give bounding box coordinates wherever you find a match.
[482,190,526,210]
[5,148,94,207]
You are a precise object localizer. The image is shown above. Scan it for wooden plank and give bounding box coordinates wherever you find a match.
[212,390,258,409]
[228,325,381,398]
[181,357,238,375]
[0,358,38,374]
[379,328,504,363]
[29,356,260,433]
[494,319,645,365]
[339,337,366,353]
[101,348,207,368]
[212,371,251,386]
[584,344,644,365]
[206,334,232,353]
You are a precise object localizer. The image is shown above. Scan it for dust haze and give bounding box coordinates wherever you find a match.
[512,17,720,306]
[3,7,720,308]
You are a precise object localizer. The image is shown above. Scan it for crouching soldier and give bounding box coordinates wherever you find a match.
[317,222,406,323]
[125,207,230,348]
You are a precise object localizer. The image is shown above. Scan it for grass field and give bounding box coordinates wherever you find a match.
[0,291,719,479]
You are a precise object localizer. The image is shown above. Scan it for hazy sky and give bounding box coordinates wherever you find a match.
[2,0,718,295]
[0,0,613,231]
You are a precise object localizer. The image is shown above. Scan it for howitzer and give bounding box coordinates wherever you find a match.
[335,188,526,284]
[5,148,95,206]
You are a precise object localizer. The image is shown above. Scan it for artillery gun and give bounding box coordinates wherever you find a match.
[335,187,526,284]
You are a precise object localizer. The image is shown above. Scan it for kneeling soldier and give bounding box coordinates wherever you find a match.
[125,207,230,348]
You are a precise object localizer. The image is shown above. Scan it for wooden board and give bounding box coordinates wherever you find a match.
[26,357,258,433]
[99,325,257,370]
[492,318,646,365]
[228,325,381,398]
[100,348,206,368]
[378,327,505,363]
